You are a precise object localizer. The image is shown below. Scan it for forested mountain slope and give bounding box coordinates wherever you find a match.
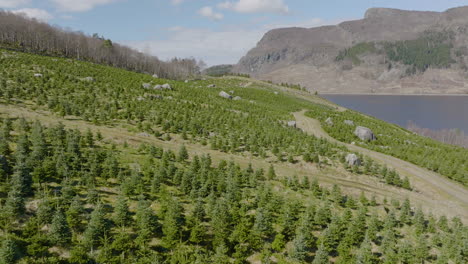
[0,50,466,263]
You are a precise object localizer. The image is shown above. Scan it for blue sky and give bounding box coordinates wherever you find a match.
[2,0,468,65]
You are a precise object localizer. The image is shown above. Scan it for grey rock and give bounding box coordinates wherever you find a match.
[233,96,242,101]
[82,77,95,82]
[154,84,162,90]
[34,73,43,77]
[142,83,151,89]
[219,91,233,99]
[344,120,355,126]
[162,83,172,90]
[207,84,216,88]
[185,80,189,83]
[345,153,361,166]
[146,94,162,100]
[325,117,334,126]
[287,121,297,128]
[354,126,376,141]
[152,74,158,78]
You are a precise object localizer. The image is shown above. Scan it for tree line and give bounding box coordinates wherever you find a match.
[0,10,201,79]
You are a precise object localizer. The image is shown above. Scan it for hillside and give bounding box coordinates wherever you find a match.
[235,6,468,94]
[0,10,200,79]
[0,50,467,263]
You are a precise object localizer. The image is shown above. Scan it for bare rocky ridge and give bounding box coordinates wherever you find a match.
[235,6,468,94]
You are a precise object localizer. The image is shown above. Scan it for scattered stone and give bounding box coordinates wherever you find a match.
[154,84,162,90]
[287,121,297,128]
[165,96,173,100]
[354,126,376,141]
[162,83,172,90]
[207,84,216,88]
[325,117,334,126]
[249,100,255,104]
[219,91,233,99]
[233,96,242,101]
[344,120,354,126]
[209,132,217,137]
[138,132,152,137]
[34,73,43,77]
[82,77,95,82]
[345,153,361,166]
[274,91,279,95]
[152,74,158,78]
[229,90,234,94]
[184,80,189,83]
[145,94,162,100]
[142,83,151,89]
[137,96,145,101]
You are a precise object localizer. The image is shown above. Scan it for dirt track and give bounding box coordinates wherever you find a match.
[1,103,467,221]
[293,110,468,222]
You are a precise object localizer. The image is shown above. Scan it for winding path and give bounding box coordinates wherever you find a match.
[294,110,468,221]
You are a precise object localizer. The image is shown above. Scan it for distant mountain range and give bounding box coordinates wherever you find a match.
[234,6,468,94]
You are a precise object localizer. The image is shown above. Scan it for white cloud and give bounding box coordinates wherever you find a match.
[219,0,289,14]
[198,6,224,20]
[127,27,260,66]
[50,0,118,12]
[0,0,30,8]
[126,18,342,66]
[12,8,54,22]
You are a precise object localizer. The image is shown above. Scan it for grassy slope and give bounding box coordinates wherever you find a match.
[0,49,466,221]
[0,49,467,263]
[305,106,468,185]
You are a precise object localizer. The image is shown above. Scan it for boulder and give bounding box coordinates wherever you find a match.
[219,91,232,99]
[233,96,242,101]
[207,84,216,88]
[354,126,376,141]
[82,77,95,82]
[34,73,43,77]
[345,154,361,166]
[146,94,162,100]
[162,83,172,90]
[142,83,151,89]
[287,121,297,128]
[154,84,162,90]
[325,117,334,126]
[344,120,354,126]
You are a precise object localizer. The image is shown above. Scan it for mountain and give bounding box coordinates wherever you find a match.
[235,6,468,94]
[0,47,467,263]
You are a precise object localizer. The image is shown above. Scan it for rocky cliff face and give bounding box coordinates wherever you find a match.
[235,6,468,94]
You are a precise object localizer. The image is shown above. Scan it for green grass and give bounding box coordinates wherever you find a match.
[305,106,468,186]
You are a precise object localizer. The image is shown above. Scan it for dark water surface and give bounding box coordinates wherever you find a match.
[321,95,468,133]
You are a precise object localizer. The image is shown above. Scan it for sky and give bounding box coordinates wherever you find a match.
[2,0,468,66]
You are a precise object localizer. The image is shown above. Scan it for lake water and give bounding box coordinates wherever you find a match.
[321,94,468,133]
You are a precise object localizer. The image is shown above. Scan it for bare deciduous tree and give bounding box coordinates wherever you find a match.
[0,11,201,79]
